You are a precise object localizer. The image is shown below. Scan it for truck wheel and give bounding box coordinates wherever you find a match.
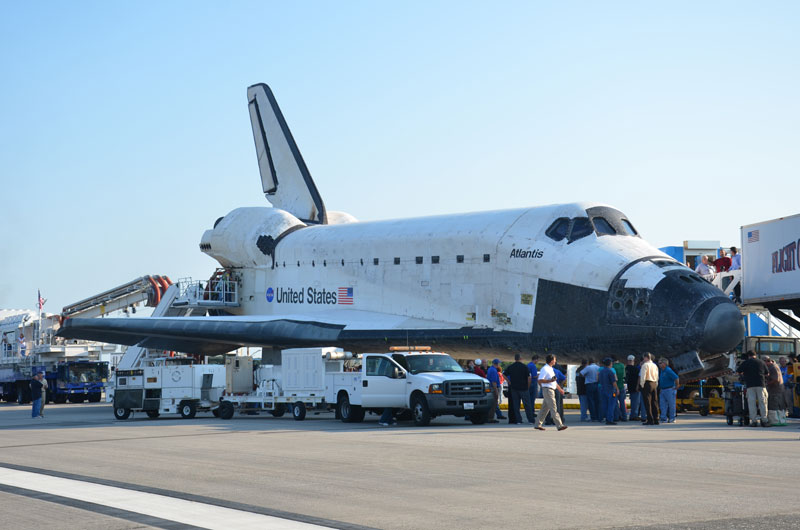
[270,403,286,417]
[146,411,160,419]
[219,401,234,420]
[114,407,131,420]
[699,407,709,417]
[469,409,489,425]
[726,415,733,425]
[179,401,197,419]
[338,394,364,423]
[292,401,307,421]
[411,394,431,426]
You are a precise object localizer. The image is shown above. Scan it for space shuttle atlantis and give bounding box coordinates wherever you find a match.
[60,83,744,374]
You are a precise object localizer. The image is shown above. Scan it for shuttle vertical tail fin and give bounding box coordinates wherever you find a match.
[247,83,327,224]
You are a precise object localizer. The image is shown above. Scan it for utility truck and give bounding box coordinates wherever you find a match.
[327,349,494,426]
[216,348,494,426]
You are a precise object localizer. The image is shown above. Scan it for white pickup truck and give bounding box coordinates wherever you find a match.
[326,351,494,426]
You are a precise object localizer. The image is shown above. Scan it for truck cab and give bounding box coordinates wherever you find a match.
[331,351,493,426]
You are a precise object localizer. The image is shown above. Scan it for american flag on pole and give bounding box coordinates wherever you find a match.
[338,287,354,305]
[747,230,760,243]
[38,289,46,310]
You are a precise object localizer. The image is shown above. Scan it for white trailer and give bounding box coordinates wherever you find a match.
[217,348,342,421]
[741,213,800,305]
[113,363,226,420]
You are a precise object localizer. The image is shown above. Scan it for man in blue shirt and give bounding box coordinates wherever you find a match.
[599,358,619,425]
[580,360,601,421]
[658,358,680,423]
[527,355,540,423]
[486,359,506,420]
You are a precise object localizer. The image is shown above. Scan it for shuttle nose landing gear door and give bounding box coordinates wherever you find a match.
[363,355,407,407]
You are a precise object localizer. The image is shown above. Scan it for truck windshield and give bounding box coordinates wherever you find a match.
[405,355,463,374]
[67,363,106,383]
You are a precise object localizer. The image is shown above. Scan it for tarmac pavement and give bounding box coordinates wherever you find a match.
[1,402,798,529]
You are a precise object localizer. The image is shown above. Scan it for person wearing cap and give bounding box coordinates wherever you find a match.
[737,350,769,427]
[580,359,601,422]
[765,356,787,426]
[625,355,643,421]
[473,358,486,378]
[535,354,567,431]
[486,359,506,420]
[639,353,660,425]
[658,359,679,423]
[29,372,44,419]
[598,358,618,425]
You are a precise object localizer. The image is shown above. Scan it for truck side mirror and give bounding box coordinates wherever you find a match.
[393,367,405,379]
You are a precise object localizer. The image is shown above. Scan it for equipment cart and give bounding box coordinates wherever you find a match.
[723,382,749,426]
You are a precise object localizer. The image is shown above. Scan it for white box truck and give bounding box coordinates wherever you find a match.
[741,213,800,305]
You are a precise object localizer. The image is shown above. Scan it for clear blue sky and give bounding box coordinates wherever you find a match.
[1,2,798,311]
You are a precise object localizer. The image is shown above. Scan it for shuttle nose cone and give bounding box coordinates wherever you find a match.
[701,302,744,353]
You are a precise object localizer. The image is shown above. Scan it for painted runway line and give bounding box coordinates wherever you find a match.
[0,466,331,529]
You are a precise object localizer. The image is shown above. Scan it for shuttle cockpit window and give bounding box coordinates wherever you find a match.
[592,217,616,236]
[568,218,593,243]
[584,206,641,239]
[621,219,638,236]
[545,217,570,241]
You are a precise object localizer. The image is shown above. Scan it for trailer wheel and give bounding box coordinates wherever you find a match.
[88,393,102,403]
[114,407,131,420]
[54,394,67,404]
[179,401,197,419]
[270,403,286,417]
[212,407,220,417]
[699,407,709,417]
[411,394,431,426]
[219,401,234,420]
[726,415,733,425]
[146,411,160,419]
[292,401,307,421]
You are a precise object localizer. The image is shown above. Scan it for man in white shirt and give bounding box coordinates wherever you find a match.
[535,354,568,431]
[695,255,713,278]
[639,352,660,425]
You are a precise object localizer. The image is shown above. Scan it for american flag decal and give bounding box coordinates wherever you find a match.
[338,287,354,305]
[747,230,760,243]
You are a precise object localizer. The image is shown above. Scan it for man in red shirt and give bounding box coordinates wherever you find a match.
[473,358,486,378]
[713,249,731,272]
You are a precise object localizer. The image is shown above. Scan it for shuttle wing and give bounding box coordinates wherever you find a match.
[248,83,327,224]
[57,310,478,356]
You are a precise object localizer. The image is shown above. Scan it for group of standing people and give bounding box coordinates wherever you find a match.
[466,354,568,430]
[736,350,789,427]
[576,353,679,425]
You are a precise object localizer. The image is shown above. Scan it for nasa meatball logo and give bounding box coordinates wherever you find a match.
[266,287,274,302]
